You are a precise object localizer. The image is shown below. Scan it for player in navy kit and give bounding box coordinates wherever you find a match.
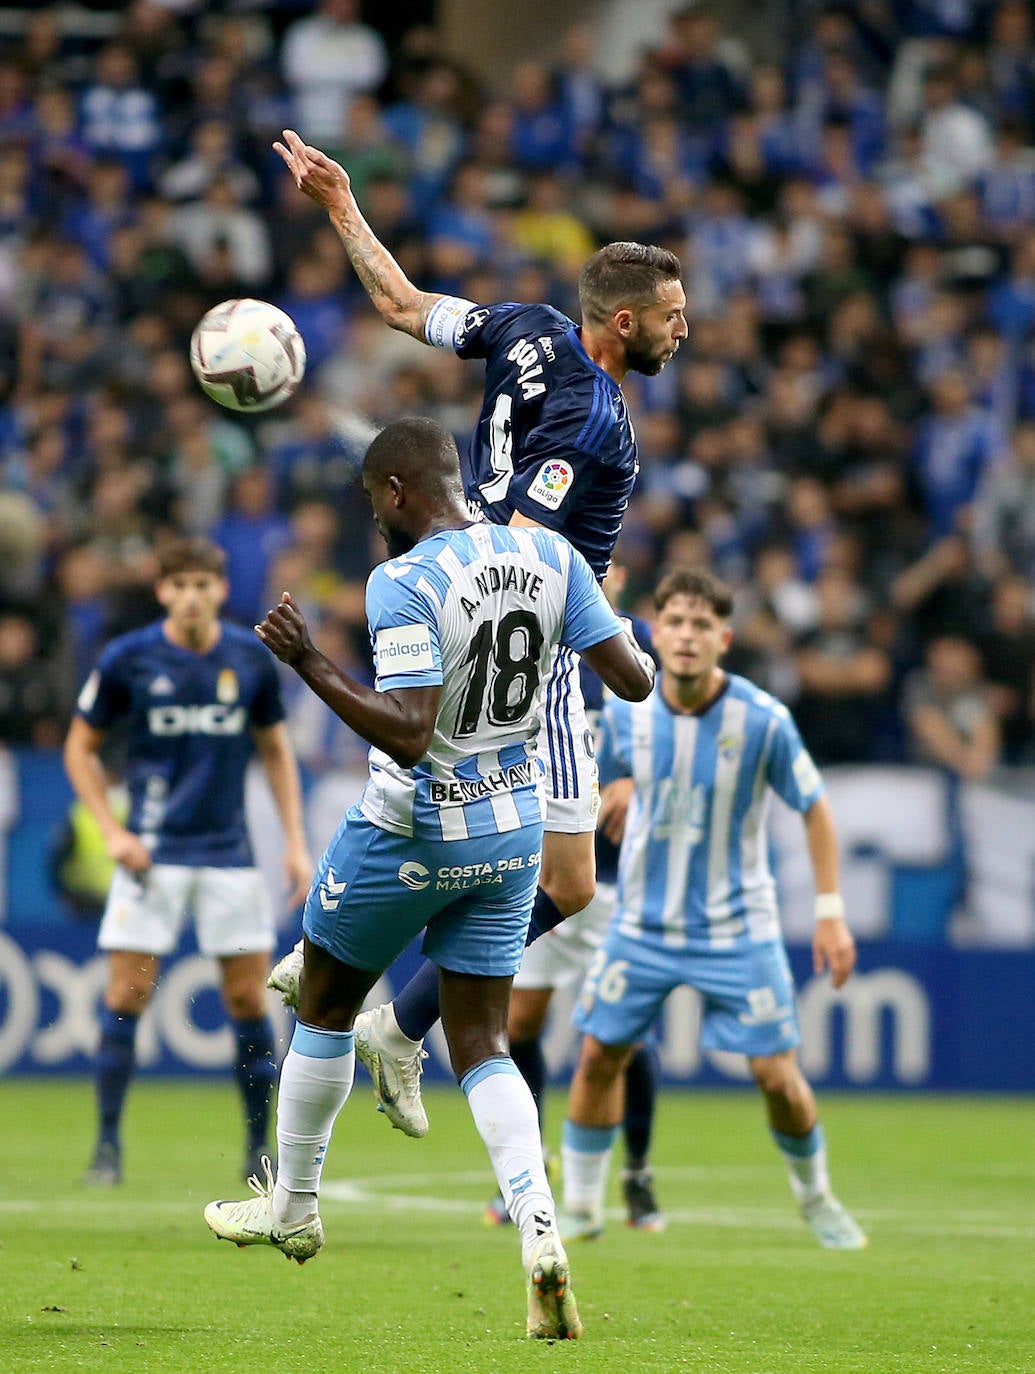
[64,537,311,1185]
[270,131,686,1133]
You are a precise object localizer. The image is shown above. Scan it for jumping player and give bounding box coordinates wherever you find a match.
[203,419,655,1339]
[268,130,686,1133]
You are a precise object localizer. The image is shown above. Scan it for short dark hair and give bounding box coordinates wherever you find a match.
[654,567,734,618]
[158,535,226,579]
[362,416,463,498]
[578,241,683,326]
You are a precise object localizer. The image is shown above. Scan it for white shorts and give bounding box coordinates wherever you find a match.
[539,647,600,834]
[97,864,275,958]
[513,881,616,990]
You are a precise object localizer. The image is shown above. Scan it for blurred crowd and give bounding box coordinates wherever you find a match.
[2,0,1035,782]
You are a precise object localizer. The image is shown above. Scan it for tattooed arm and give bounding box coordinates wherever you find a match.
[274,128,443,342]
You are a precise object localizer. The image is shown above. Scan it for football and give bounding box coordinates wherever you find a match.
[189,298,306,412]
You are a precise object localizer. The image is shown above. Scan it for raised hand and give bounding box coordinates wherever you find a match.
[255,591,315,668]
[272,129,352,213]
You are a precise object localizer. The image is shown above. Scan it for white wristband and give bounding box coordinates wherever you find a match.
[815,893,845,921]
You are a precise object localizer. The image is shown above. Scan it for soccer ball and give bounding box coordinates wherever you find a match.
[189,298,306,412]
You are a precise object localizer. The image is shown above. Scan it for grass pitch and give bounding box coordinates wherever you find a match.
[2,1080,1032,1373]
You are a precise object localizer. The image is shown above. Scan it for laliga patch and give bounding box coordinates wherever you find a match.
[527,459,573,510]
[793,749,822,796]
[376,624,435,673]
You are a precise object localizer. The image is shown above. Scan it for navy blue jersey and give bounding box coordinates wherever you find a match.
[451,302,638,580]
[76,621,285,866]
[582,613,655,883]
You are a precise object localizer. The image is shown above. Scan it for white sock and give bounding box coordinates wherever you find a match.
[462,1057,557,1266]
[273,1023,355,1224]
[561,1119,617,1218]
[773,1125,830,1205]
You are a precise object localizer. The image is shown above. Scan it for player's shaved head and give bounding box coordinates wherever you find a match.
[362,417,469,557]
[363,416,465,500]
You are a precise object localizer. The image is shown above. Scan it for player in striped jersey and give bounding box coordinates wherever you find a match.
[560,569,867,1251]
[271,130,686,1134]
[205,419,655,1338]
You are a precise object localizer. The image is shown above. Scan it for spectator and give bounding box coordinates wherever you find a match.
[919,63,994,188]
[912,367,1000,540]
[978,574,1035,763]
[79,45,161,192]
[794,567,893,764]
[280,0,388,145]
[972,417,1035,578]
[212,467,293,628]
[0,611,68,747]
[904,635,999,779]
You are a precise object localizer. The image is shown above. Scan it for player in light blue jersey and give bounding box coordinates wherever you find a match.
[204,419,655,1341]
[64,536,311,1187]
[270,131,685,1140]
[559,569,868,1251]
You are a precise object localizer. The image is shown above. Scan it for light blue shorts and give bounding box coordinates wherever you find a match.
[302,806,543,976]
[574,929,800,1057]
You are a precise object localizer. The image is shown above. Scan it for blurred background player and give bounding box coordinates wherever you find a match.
[486,555,666,1231]
[560,569,866,1251]
[268,129,687,1134]
[204,419,656,1339]
[65,535,311,1185]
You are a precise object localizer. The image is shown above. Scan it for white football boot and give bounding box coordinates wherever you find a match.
[204,1156,324,1265]
[801,1193,868,1250]
[267,940,304,1008]
[353,1004,429,1138]
[526,1232,583,1340]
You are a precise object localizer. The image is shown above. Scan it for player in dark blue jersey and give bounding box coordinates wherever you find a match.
[64,536,311,1186]
[271,130,686,1134]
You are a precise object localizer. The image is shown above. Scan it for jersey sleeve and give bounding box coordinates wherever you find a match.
[75,642,131,730]
[250,649,286,729]
[426,300,522,358]
[765,708,825,812]
[560,545,623,652]
[597,699,632,786]
[366,563,444,692]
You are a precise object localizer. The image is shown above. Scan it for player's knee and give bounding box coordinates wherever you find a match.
[750,1051,799,1099]
[540,872,595,918]
[222,982,267,1021]
[577,1036,628,1090]
[105,981,153,1014]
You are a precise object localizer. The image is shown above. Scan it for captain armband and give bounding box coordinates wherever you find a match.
[424,296,480,349]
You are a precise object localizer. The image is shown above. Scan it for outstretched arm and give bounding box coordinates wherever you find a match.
[256,593,440,769]
[273,129,443,341]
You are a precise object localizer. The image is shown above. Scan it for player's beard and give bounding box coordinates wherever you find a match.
[625,328,672,377]
[381,522,416,558]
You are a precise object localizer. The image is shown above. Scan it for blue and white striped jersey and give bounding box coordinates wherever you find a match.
[598,674,824,948]
[359,522,621,841]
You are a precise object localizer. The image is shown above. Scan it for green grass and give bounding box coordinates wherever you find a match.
[3,1081,1033,1373]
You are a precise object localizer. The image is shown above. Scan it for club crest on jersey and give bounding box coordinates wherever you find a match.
[149,675,175,696]
[718,732,744,762]
[457,307,491,347]
[216,669,239,704]
[527,459,573,510]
